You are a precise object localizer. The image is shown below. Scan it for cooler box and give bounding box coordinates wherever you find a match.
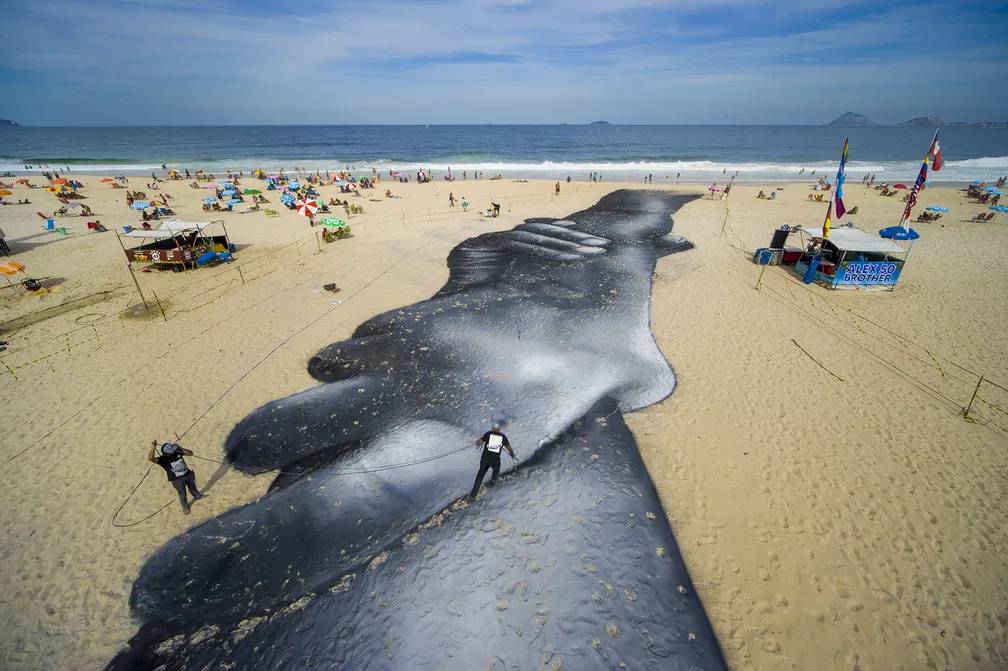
[819,260,836,275]
[753,248,782,266]
[753,248,773,265]
[781,248,802,264]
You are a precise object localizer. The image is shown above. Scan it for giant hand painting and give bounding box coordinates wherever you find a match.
[110,190,727,670]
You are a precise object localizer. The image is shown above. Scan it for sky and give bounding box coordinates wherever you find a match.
[0,0,1006,126]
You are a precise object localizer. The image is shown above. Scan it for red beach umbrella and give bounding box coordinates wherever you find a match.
[893,183,908,189]
[296,197,318,219]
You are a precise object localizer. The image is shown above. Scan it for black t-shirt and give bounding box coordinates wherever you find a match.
[156,445,191,481]
[480,431,510,460]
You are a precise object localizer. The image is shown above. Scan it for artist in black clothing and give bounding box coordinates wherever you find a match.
[470,424,515,499]
[148,440,205,515]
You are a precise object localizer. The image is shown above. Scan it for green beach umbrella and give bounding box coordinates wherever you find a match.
[243,188,261,194]
[321,217,346,228]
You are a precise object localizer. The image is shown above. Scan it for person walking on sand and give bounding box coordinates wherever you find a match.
[555,181,560,195]
[149,440,205,514]
[449,192,455,207]
[470,424,516,499]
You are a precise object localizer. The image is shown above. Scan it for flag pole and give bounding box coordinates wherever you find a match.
[899,128,940,230]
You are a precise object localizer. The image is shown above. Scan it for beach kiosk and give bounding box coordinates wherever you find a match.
[117,219,234,272]
[791,224,908,290]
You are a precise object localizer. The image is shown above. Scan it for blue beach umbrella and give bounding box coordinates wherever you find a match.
[879,226,920,240]
[226,198,242,206]
[981,186,1001,194]
[991,205,1008,213]
[925,206,948,212]
[130,201,150,210]
[202,196,217,205]
[289,181,300,190]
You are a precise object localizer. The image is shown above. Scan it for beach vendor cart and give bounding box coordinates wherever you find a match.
[790,224,909,290]
[117,219,235,272]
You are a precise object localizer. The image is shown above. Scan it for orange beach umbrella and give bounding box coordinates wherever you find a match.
[52,178,68,185]
[15,178,30,184]
[0,189,11,196]
[100,177,115,183]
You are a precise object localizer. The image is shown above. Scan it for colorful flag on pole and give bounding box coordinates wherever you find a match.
[822,200,833,239]
[900,130,939,230]
[928,132,943,171]
[834,138,849,219]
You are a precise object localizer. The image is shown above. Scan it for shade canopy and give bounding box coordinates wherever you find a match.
[796,225,906,254]
[925,206,948,212]
[0,260,26,275]
[123,219,216,239]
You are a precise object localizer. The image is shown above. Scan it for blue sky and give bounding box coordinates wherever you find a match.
[1,0,1006,125]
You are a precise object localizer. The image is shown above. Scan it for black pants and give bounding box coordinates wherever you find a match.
[471,454,501,497]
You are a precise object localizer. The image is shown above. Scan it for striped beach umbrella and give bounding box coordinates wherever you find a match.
[296,197,318,219]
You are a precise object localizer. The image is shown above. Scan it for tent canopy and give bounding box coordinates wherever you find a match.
[796,225,906,254]
[123,219,217,239]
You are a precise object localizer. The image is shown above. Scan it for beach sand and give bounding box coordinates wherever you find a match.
[0,175,1006,669]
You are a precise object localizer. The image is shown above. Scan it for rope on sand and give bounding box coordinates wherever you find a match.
[791,338,845,383]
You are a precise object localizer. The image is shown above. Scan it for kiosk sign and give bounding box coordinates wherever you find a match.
[839,261,901,286]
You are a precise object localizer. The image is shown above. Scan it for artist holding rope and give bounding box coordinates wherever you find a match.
[469,423,516,500]
[148,440,205,515]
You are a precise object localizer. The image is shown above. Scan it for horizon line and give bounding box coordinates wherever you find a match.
[3,122,994,129]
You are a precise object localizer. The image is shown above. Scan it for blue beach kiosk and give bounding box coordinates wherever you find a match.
[791,224,909,290]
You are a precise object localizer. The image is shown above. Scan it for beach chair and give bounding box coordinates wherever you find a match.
[264,208,278,217]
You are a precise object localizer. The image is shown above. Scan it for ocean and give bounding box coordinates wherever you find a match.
[1,125,1006,183]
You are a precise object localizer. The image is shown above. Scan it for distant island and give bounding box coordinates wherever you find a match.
[0,119,19,127]
[826,112,879,127]
[589,120,610,125]
[826,112,1007,128]
[897,116,1008,128]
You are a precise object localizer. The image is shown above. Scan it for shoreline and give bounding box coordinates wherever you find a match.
[0,167,988,188]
